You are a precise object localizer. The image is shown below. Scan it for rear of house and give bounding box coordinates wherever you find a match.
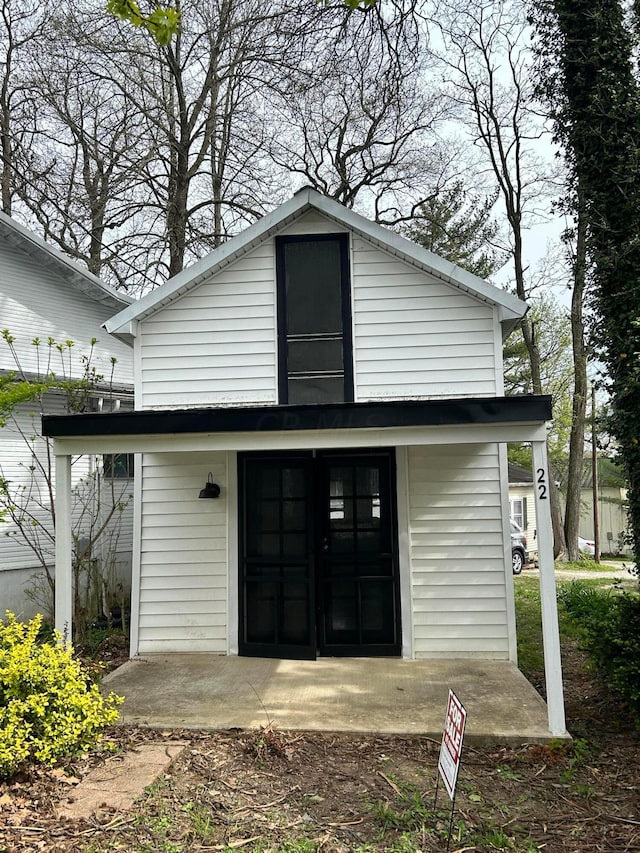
[45,190,555,670]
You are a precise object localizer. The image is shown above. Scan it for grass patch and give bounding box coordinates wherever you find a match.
[514,574,637,680]
[556,558,634,573]
[514,576,545,677]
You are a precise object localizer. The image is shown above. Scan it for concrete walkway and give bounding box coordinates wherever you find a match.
[102,655,560,744]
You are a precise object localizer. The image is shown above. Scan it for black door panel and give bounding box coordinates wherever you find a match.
[239,450,400,659]
[317,453,399,655]
[240,455,315,659]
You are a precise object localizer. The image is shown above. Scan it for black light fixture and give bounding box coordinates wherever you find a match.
[199,472,221,499]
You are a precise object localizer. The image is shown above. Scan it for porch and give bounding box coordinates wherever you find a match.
[102,654,559,744]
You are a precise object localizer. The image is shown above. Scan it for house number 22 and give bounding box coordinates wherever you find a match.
[536,468,548,500]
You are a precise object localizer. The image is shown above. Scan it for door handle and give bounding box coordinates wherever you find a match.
[322,537,329,552]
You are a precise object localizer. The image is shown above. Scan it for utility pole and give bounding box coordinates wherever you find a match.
[591,386,600,563]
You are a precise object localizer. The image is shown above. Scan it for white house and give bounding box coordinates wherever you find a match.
[0,211,134,618]
[508,462,537,558]
[579,457,629,552]
[43,189,566,735]
[508,457,631,558]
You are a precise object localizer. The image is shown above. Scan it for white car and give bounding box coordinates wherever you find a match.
[578,536,596,556]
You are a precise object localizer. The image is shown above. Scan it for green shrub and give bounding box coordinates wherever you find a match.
[0,611,122,779]
[558,583,640,718]
[557,581,614,623]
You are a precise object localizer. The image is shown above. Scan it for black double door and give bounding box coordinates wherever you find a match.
[239,450,400,659]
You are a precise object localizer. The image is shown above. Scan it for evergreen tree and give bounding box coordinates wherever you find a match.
[403,182,503,278]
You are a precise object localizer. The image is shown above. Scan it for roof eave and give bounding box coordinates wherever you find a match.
[0,211,133,311]
[104,188,528,337]
[105,193,314,337]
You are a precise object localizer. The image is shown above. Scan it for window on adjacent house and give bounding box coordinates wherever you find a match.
[510,498,527,530]
[276,234,353,404]
[103,454,134,479]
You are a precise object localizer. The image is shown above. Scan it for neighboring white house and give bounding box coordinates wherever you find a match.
[508,462,537,559]
[44,189,566,735]
[508,457,631,557]
[579,457,629,552]
[0,211,135,618]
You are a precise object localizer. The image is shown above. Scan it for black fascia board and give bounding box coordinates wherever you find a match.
[42,395,552,438]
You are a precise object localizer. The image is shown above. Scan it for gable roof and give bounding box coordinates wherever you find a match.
[508,462,534,485]
[581,457,627,490]
[104,188,526,343]
[0,210,133,312]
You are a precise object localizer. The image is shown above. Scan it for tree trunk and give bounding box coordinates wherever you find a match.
[514,235,565,556]
[1,58,12,214]
[564,189,588,561]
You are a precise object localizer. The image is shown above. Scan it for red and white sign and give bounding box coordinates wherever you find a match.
[438,690,467,801]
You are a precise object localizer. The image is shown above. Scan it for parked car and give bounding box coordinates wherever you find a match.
[578,536,596,556]
[510,519,527,575]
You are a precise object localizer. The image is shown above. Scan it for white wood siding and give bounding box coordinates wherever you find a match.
[408,443,509,658]
[0,242,132,383]
[136,213,502,410]
[509,486,537,557]
[139,245,277,408]
[0,240,134,586]
[137,451,228,653]
[352,238,498,401]
[279,210,341,236]
[0,396,133,599]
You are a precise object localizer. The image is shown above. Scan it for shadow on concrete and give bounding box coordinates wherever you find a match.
[102,655,562,744]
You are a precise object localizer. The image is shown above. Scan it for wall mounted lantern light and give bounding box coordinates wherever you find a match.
[198,472,221,499]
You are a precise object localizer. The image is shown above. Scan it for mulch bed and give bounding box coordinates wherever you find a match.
[0,638,638,852]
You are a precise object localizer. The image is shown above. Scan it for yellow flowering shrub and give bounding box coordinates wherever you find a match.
[0,611,123,779]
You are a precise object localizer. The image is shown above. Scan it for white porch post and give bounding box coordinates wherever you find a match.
[532,440,567,736]
[54,452,73,642]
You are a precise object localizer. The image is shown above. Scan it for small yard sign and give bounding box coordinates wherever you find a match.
[438,690,467,801]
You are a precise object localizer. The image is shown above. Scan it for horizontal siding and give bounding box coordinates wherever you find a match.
[0,234,134,602]
[137,451,228,653]
[140,244,277,408]
[279,210,342,236]
[136,213,504,408]
[0,396,133,580]
[408,444,509,659]
[353,237,498,400]
[509,486,538,554]
[132,639,222,653]
[0,242,132,384]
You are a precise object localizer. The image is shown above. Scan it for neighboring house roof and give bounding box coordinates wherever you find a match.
[508,462,534,485]
[581,457,627,490]
[105,188,527,344]
[0,210,133,312]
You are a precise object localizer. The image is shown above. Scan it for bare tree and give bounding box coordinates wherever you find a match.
[15,28,151,280]
[0,332,132,636]
[93,0,308,281]
[0,0,52,214]
[268,1,451,223]
[433,0,569,554]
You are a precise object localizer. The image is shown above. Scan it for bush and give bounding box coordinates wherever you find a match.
[557,580,614,623]
[558,583,640,718]
[0,611,122,779]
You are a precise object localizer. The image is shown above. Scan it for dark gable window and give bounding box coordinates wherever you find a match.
[276,234,353,404]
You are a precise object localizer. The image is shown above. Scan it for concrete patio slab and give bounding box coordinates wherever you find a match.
[102,655,563,744]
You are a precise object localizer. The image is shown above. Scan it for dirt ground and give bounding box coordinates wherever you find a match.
[0,635,639,852]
